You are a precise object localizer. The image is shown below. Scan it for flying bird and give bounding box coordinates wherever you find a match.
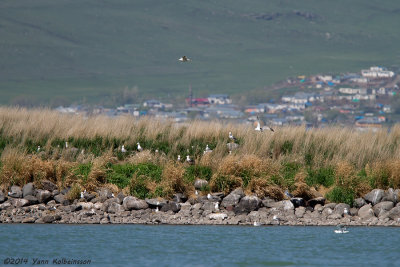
[179,56,191,62]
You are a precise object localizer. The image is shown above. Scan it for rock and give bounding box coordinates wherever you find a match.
[8,185,22,198]
[145,198,167,208]
[107,202,124,214]
[22,183,35,197]
[14,198,29,207]
[22,217,36,223]
[382,188,398,204]
[173,193,188,203]
[24,195,39,205]
[36,190,52,203]
[358,204,375,220]
[227,142,239,151]
[353,198,367,208]
[290,197,305,208]
[0,202,11,210]
[273,200,295,211]
[322,208,333,217]
[117,192,125,203]
[373,201,394,217]
[388,206,400,221]
[349,207,358,216]
[334,203,351,216]
[43,214,61,223]
[83,192,96,202]
[54,194,70,206]
[194,179,209,190]
[0,190,6,203]
[221,188,244,208]
[306,197,325,208]
[77,202,94,210]
[295,206,306,218]
[261,197,276,208]
[97,188,113,199]
[123,196,149,211]
[160,201,181,213]
[364,189,384,205]
[234,195,261,214]
[41,180,58,191]
[52,190,60,197]
[209,213,228,220]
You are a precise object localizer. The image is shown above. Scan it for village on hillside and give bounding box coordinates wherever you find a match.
[56,66,400,130]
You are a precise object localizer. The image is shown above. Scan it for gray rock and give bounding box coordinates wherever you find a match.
[43,214,61,223]
[107,202,124,214]
[0,190,6,203]
[373,201,394,217]
[234,195,261,214]
[0,202,11,210]
[334,203,351,216]
[290,197,305,208]
[221,188,244,208]
[8,185,22,198]
[358,204,375,219]
[295,206,306,218]
[101,198,120,212]
[382,188,398,204]
[173,193,188,203]
[261,197,276,208]
[160,201,181,213]
[145,198,167,207]
[14,198,29,207]
[306,197,325,208]
[52,190,60,197]
[24,195,39,205]
[123,196,149,211]
[117,192,125,203]
[364,189,384,205]
[83,192,96,202]
[22,217,36,223]
[273,200,295,211]
[323,203,336,210]
[53,194,70,206]
[22,183,35,197]
[36,190,52,203]
[97,188,113,199]
[209,213,228,220]
[227,142,239,151]
[194,179,209,190]
[41,180,58,191]
[353,198,367,208]
[388,206,400,221]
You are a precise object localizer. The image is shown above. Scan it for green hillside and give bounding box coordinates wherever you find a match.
[1,0,400,106]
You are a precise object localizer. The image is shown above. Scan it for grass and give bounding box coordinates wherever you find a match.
[0,107,400,205]
[1,1,400,105]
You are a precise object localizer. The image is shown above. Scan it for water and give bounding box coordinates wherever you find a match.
[0,225,399,266]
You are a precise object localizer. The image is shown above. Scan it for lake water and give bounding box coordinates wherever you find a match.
[0,225,398,266]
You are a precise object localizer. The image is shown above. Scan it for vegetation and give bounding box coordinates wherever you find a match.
[0,108,400,205]
[1,1,400,105]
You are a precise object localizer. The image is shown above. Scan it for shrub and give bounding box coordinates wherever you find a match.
[306,167,335,187]
[326,186,354,206]
[184,165,213,183]
[66,183,82,201]
[209,174,242,194]
[129,174,151,199]
[246,177,284,200]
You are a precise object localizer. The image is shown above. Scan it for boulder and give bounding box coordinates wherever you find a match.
[41,180,58,192]
[0,190,6,203]
[77,202,94,210]
[8,185,22,198]
[53,194,70,206]
[117,192,125,203]
[22,217,36,223]
[227,142,239,151]
[334,203,351,216]
[382,188,398,204]
[173,193,188,203]
[221,188,244,208]
[14,198,29,207]
[22,183,35,197]
[36,190,52,203]
[353,198,367,208]
[295,206,306,218]
[358,204,375,220]
[234,195,261,214]
[145,198,167,208]
[160,201,181,213]
[83,192,96,202]
[101,198,120,212]
[273,200,295,211]
[306,197,325,208]
[43,214,61,223]
[0,202,11,210]
[209,213,228,220]
[363,189,384,205]
[194,179,209,190]
[202,201,218,212]
[388,206,400,221]
[373,201,394,217]
[97,188,114,199]
[24,195,39,205]
[261,197,276,208]
[290,197,305,208]
[107,202,124,214]
[122,196,148,211]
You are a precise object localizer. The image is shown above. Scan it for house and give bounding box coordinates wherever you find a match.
[208,94,232,105]
[361,66,395,78]
[186,98,210,107]
[339,88,367,95]
[143,99,173,109]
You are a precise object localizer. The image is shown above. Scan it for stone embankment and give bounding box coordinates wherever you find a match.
[1,181,400,226]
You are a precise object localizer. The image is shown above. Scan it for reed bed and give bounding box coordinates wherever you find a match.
[0,107,399,205]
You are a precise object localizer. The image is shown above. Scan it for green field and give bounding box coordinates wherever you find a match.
[1,0,400,106]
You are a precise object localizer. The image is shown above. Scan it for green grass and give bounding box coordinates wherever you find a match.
[107,163,163,189]
[326,186,355,206]
[1,0,400,105]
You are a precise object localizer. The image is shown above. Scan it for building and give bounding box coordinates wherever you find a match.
[361,66,395,78]
[208,94,232,105]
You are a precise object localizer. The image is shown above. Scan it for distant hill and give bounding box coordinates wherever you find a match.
[1,0,400,106]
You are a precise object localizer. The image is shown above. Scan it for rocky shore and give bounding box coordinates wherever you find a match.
[1,181,399,226]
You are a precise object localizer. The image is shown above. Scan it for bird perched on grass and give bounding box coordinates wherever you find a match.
[186,155,194,165]
[121,145,127,153]
[177,155,181,162]
[137,142,143,152]
[179,56,191,62]
[37,146,41,152]
[229,132,237,142]
[203,144,212,154]
[65,141,69,148]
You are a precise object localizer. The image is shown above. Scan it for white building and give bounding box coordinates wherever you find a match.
[339,88,367,95]
[361,66,395,78]
[207,94,232,105]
